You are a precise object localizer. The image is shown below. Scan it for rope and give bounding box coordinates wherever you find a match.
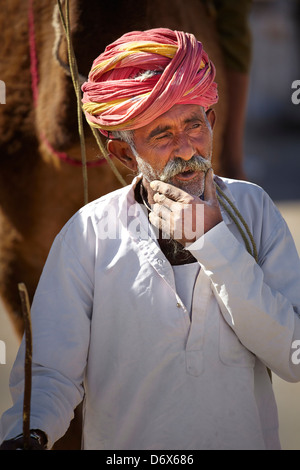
[215,181,258,263]
[52,2,87,86]
[91,127,127,187]
[28,0,39,106]
[27,0,109,169]
[57,0,89,204]
[56,0,127,190]
[215,183,270,379]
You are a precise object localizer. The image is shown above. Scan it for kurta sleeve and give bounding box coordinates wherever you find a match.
[0,215,95,449]
[188,190,300,382]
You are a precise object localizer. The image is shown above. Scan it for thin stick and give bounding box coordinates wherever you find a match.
[91,127,127,187]
[18,283,33,450]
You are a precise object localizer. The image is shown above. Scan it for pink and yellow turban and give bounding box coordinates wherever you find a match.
[81,28,218,135]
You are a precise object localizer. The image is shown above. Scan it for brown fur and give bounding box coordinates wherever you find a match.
[0,0,227,448]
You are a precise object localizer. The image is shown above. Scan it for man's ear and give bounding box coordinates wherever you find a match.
[107,139,138,172]
[206,108,216,130]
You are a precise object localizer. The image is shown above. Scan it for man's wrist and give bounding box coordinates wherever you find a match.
[0,429,48,450]
[29,429,48,448]
[11,429,48,449]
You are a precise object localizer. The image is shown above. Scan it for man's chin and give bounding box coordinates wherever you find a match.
[165,172,205,197]
[140,170,205,198]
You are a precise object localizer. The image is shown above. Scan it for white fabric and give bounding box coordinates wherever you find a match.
[1,176,300,450]
[172,263,200,317]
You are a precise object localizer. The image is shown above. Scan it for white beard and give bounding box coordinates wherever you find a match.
[135,152,211,198]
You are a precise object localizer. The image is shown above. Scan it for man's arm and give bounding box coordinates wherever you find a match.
[0,221,94,449]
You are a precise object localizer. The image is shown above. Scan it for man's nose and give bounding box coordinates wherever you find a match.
[173,134,195,161]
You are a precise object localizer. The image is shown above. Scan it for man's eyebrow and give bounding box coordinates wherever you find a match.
[183,112,204,124]
[147,125,171,141]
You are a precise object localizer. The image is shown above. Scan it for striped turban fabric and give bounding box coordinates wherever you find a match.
[81,28,218,136]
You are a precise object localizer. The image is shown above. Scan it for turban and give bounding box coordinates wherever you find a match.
[81,28,218,136]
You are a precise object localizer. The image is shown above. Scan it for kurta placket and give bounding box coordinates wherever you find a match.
[126,194,215,378]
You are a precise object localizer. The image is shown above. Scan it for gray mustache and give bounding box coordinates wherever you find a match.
[160,155,211,182]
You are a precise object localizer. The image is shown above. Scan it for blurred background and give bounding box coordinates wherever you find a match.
[245,0,300,451]
[245,0,300,199]
[0,0,299,450]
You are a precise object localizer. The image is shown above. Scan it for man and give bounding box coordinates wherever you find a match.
[1,28,300,450]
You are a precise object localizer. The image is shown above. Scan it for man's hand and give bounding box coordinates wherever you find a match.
[149,169,222,246]
[0,430,47,450]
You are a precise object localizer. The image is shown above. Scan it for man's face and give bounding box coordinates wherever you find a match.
[132,104,215,197]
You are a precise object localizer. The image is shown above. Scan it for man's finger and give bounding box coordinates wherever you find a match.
[152,202,172,220]
[149,211,172,237]
[153,192,169,206]
[203,169,217,203]
[150,180,189,202]
[152,192,178,211]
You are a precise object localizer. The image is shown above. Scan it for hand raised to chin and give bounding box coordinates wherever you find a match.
[148,169,222,246]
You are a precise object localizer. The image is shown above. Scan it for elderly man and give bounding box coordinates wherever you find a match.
[1,28,300,451]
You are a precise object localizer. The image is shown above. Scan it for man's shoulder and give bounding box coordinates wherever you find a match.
[216,175,272,209]
[216,175,284,240]
[59,184,132,237]
[83,184,130,213]
[216,176,265,196]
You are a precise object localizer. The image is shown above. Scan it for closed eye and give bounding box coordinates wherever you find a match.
[156,132,172,140]
[147,125,172,142]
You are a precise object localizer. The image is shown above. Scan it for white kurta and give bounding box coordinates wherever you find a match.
[1,176,300,450]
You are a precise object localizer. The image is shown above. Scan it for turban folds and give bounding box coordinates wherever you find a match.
[81,28,218,135]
